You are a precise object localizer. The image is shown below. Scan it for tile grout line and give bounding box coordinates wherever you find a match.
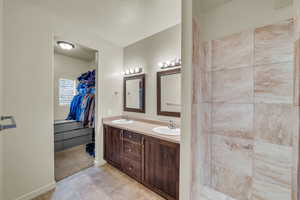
[252,26,256,200]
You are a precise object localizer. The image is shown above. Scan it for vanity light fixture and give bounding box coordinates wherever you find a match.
[134,68,140,73]
[124,67,142,75]
[158,62,164,68]
[57,41,75,50]
[159,58,181,69]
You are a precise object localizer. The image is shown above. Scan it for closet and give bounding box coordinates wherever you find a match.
[54,70,96,154]
[53,39,98,181]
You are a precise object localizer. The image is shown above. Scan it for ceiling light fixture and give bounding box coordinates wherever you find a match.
[57,41,75,50]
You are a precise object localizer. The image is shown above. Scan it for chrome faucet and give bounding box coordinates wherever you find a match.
[168,120,176,129]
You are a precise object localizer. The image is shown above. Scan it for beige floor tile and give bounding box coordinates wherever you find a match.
[33,165,164,200]
[55,145,94,181]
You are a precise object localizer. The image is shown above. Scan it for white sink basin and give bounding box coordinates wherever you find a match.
[112,119,134,124]
[152,126,180,136]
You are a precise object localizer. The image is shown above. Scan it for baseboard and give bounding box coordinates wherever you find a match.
[94,159,106,167]
[15,181,56,200]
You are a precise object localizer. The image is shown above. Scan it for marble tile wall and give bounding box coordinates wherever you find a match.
[252,19,296,200]
[292,13,300,200]
[191,17,299,200]
[209,26,255,200]
[191,18,212,199]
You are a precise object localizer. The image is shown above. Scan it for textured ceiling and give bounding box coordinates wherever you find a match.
[27,0,181,47]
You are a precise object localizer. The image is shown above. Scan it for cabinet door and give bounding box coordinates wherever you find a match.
[104,126,122,169]
[144,136,180,200]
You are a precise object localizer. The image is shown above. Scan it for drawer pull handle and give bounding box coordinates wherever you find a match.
[128,148,132,152]
[129,135,132,138]
[128,167,133,171]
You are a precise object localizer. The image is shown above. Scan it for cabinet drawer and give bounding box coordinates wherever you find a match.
[54,121,83,133]
[63,128,93,140]
[122,140,142,161]
[54,128,93,142]
[63,134,93,149]
[122,157,141,181]
[54,141,64,152]
[123,131,142,143]
[54,133,64,142]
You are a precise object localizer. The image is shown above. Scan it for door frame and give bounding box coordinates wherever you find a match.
[51,36,104,183]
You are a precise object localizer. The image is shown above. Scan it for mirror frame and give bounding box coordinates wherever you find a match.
[157,68,181,118]
[123,74,146,113]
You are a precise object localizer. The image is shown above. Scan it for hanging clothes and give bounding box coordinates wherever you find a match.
[66,94,82,120]
[83,94,95,127]
[66,70,96,128]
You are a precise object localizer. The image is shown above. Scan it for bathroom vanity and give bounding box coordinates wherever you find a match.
[107,68,181,199]
[103,118,180,200]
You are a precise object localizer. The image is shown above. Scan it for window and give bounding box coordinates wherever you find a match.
[59,79,76,105]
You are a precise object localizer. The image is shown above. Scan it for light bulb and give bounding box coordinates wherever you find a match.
[158,62,164,68]
[125,69,130,75]
[165,61,171,66]
[134,68,140,73]
[129,68,134,74]
[57,41,75,50]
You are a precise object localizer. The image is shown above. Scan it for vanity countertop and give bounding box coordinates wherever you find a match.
[102,117,180,144]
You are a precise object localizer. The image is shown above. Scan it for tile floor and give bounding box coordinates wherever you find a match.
[55,145,94,181]
[33,165,165,200]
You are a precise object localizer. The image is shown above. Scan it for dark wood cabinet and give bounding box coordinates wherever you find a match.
[143,136,180,200]
[121,130,143,182]
[103,126,122,169]
[103,125,179,200]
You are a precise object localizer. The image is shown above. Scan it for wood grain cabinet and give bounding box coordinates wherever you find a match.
[103,126,122,169]
[103,125,180,200]
[121,130,143,182]
[143,136,180,200]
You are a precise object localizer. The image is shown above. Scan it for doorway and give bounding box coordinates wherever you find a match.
[53,37,98,181]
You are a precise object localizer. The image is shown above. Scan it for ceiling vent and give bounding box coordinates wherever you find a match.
[274,0,293,9]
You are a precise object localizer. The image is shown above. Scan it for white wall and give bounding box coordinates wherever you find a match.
[180,0,193,199]
[3,1,123,200]
[0,0,4,198]
[201,0,294,41]
[54,53,95,120]
[123,24,181,122]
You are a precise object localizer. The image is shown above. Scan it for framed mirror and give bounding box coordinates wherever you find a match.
[124,74,145,113]
[157,68,181,117]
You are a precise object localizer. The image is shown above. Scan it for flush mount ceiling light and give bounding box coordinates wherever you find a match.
[57,41,75,50]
